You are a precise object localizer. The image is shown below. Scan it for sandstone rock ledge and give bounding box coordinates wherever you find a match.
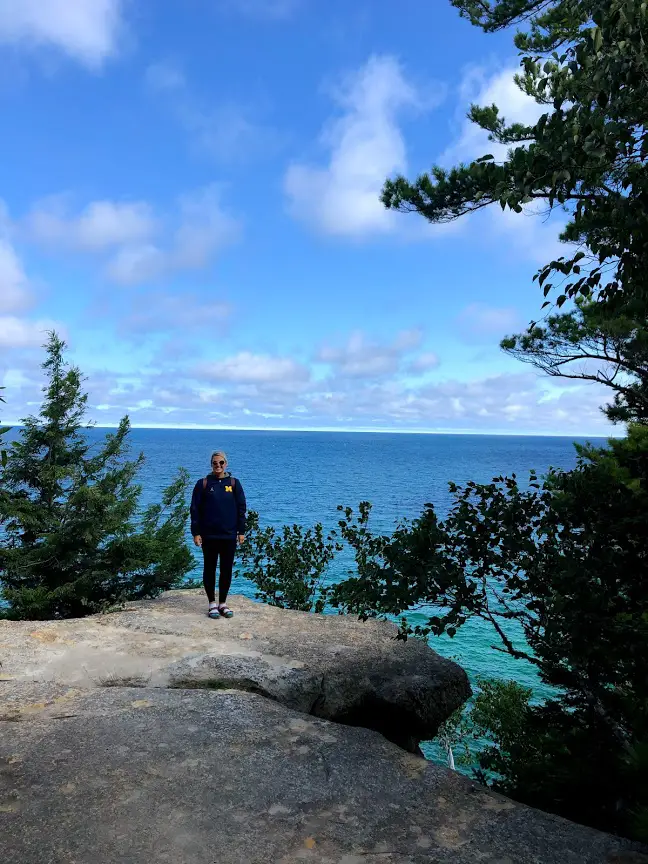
[1,589,469,754]
[0,590,646,864]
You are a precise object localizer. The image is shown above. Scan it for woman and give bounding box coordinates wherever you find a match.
[190,450,246,619]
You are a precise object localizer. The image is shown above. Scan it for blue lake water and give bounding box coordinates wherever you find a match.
[124,428,603,687]
[3,427,607,760]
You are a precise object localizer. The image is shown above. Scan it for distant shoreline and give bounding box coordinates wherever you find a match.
[2,423,615,438]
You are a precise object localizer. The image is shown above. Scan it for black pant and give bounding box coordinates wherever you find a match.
[202,538,237,604]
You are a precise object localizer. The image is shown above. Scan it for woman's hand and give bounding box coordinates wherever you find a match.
[193,535,202,547]
[237,534,245,546]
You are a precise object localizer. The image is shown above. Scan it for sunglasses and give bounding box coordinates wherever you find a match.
[212,460,226,467]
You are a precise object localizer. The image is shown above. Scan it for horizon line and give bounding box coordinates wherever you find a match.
[2,421,615,438]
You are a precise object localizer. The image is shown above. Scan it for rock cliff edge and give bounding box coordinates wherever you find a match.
[0,590,646,864]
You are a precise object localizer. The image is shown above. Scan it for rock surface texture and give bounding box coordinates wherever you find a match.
[1,590,646,864]
[0,590,469,753]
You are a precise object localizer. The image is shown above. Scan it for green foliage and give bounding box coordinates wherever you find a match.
[468,678,534,773]
[239,510,341,612]
[227,0,648,840]
[372,0,648,840]
[333,433,648,691]
[0,386,9,468]
[433,675,646,833]
[383,0,648,318]
[0,333,193,620]
[500,299,648,422]
[332,431,648,839]
[434,677,534,778]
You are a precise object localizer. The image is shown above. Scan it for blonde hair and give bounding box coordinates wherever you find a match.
[210,450,228,464]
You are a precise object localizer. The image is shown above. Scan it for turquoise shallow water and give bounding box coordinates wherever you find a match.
[3,427,606,761]
[124,428,602,687]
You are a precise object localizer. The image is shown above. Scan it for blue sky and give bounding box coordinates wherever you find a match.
[0,0,613,434]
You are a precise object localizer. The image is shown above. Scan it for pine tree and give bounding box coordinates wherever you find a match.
[0,386,8,467]
[0,333,193,620]
[339,0,648,839]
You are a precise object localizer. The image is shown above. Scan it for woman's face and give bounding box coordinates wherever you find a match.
[211,454,227,476]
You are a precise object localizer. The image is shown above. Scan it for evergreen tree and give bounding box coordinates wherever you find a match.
[0,333,193,620]
[501,299,648,423]
[331,0,648,840]
[383,0,648,320]
[0,386,8,467]
[333,429,648,837]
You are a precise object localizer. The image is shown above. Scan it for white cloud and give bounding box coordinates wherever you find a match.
[317,328,423,378]
[198,352,311,385]
[285,55,442,237]
[106,244,166,285]
[2,331,615,434]
[392,329,423,352]
[457,303,524,343]
[25,186,240,286]
[439,65,568,264]
[0,315,58,348]
[145,61,279,164]
[0,238,32,313]
[443,65,546,167]
[170,186,240,270]
[27,198,157,250]
[0,230,62,358]
[488,202,567,264]
[0,0,125,68]
[126,370,611,432]
[1,367,35,391]
[408,352,440,373]
[297,371,610,434]
[120,292,232,334]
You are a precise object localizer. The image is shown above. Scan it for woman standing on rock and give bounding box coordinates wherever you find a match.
[190,450,247,620]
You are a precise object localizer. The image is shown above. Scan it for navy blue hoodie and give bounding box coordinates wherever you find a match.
[190,473,247,540]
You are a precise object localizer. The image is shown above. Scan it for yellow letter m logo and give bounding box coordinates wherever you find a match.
[225,485,233,493]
